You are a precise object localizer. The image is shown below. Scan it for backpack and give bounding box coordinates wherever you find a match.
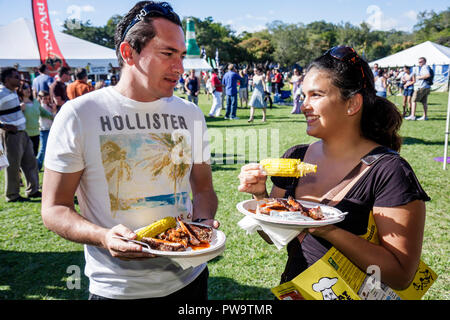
[425,66,434,86]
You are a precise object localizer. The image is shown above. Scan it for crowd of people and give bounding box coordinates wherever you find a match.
[371,58,433,120]
[0,64,118,202]
[0,0,432,302]
[179,64,306,122]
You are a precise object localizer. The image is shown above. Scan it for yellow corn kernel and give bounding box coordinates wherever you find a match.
[135,216,177,240]
[260,158,317,178]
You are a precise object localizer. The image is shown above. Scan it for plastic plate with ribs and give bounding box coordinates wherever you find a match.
[236,199,348,228]
[133,221,226,257]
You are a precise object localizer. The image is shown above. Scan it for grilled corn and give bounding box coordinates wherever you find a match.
[260,158,317,178]
[135,216,177,240]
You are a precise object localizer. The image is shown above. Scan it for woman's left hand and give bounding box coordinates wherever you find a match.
[306,224,337,239]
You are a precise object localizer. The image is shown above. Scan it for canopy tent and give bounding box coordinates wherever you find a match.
[370,41,450,170]
[369,41,449,92]
[183,58,212,71]
[0,18,118,71]
[369,41,450,68]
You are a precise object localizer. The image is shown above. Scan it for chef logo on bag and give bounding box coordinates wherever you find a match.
[312,277,353,300]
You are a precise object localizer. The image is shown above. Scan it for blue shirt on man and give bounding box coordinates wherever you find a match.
[32,74,54,93]
[222,71,241,96]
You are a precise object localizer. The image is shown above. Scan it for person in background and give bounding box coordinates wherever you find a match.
[222,64,241,120]
[110,75,118,86]
[36,90,56,171]
[272,68,283,103]
[374,69,387,97]
[32,64,54,100]
[290,68,303,114]
[0,67,40,202]
[41,1,218,301]
[401,66,415,117]
[247,67,267,123]
[66,68,94,100]
[264,70,273,109]
[371,63,379,77]
[204,72,212,101]
[238,46,428,291]
[208,68,222,117]
[184,69,200,105]
[49,66,70,113]
[239,69,249,108]
[405,57,431,121]
[17,82,53,156]
[95,80,106,90]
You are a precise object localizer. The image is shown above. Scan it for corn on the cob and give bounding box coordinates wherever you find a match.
[135,216,177,240]
[260,158,317,178]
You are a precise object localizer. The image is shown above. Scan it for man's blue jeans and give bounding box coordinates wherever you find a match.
[225,94,238,118]
[36,130,49,171]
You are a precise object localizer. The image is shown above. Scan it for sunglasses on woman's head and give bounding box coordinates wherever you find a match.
[120,2,178,43]
[324,46,366,88]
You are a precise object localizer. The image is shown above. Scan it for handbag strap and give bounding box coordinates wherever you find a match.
[319,146,398,206]
[319,162,370,207]
[296,148,394,243]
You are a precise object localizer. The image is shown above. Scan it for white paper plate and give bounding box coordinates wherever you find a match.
[236,199,347,228]
[132,222,226,258]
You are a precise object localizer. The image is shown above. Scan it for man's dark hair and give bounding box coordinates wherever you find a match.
[75,68,87,80]
[1,67,18,83]
[114,1,182,68]
[58,66,71,77]
[39,64,47,73]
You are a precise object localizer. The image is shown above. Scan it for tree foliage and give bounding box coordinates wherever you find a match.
[61,7,449,68]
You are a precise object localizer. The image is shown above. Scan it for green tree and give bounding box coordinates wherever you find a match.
[414,8,450,46]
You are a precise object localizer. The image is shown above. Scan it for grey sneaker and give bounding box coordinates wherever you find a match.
[417,116,428,121]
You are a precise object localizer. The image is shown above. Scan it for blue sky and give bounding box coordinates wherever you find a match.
[0,0,448,34]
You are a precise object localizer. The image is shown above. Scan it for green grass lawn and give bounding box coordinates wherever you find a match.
[0,90,448,300]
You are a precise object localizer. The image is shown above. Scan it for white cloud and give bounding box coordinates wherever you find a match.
[66,4,96,20]
[244,14,268,21]
[81,5,95,13]
[365,5,398,31]
[235,24,266,35]
[404,10,417,21]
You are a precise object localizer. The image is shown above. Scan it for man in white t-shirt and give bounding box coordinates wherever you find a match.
[41,1,219,300]
[405,57,431,121]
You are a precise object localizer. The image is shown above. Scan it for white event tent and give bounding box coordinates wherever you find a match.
[369,41,450,68]
[183,58,212,71]
[370,41,450,170]
[0,18,118,72]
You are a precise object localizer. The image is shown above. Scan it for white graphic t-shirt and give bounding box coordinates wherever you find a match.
[45,87,210,299]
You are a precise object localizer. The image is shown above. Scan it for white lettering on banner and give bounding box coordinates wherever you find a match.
[36,1,53,52]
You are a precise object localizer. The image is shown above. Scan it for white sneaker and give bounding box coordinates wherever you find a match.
[417,116,428,121]
[404,115,416,120]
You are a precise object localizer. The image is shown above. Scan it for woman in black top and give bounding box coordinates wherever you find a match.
[238,46,429,290]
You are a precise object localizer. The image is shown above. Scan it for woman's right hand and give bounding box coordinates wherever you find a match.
[238,163,268,199]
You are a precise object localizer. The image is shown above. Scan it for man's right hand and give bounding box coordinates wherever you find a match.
[103,224,156,260]
[1,123,18,133]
